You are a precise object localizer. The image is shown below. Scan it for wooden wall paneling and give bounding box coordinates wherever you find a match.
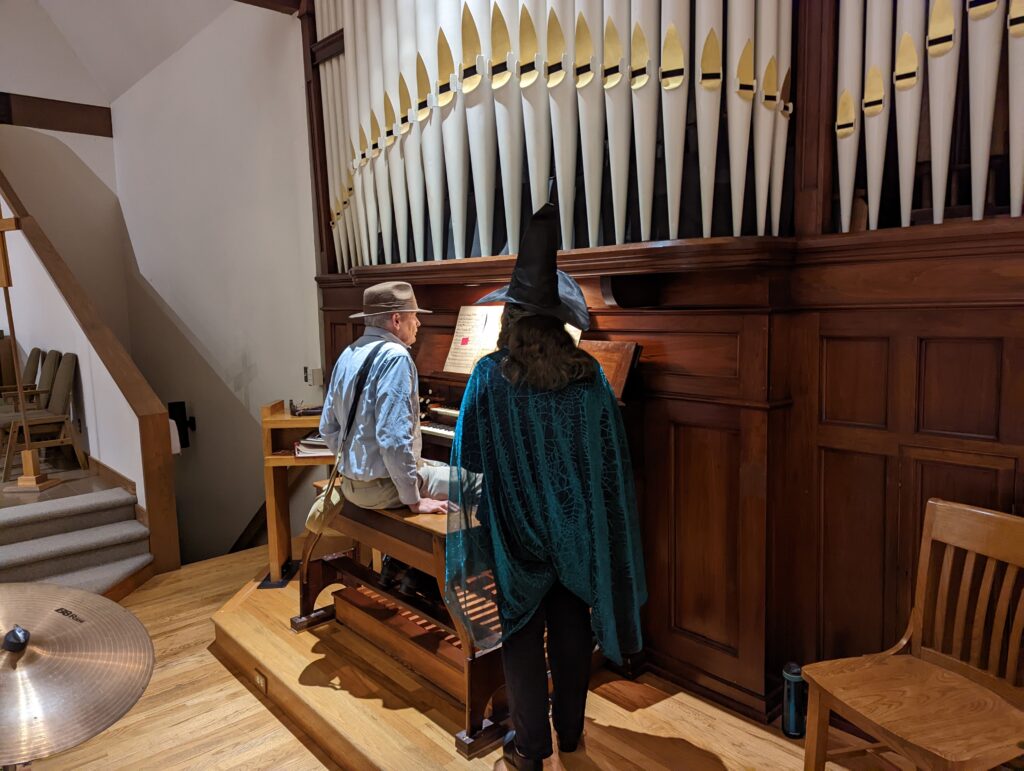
[820,336,889,429]
[917,338,1003,440]
[897,446,1017,634]
[818,447,889,659]
[793,0,836,235]
[643,398,767,703]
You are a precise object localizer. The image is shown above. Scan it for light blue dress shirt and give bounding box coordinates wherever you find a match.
[320,327,423,505]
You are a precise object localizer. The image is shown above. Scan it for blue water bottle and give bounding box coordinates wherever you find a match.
[782,662,807,738]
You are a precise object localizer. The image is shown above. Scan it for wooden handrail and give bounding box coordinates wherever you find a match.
[0,166,180,572]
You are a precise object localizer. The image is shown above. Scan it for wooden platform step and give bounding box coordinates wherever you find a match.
[211,575,816,770]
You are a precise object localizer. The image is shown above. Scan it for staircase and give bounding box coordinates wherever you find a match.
[0,487,154,593]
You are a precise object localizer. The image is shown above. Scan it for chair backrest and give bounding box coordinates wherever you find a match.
[45,353,77,417]
[36,350,61,409]
[912,498,1024,708]
[23,347,40,385]
[0,337,14,387]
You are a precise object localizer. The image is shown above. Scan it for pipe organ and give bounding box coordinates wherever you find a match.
[311,0,801,270]
[292,1,1024,739]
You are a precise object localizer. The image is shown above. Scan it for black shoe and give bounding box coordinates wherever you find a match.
[557,733,583,753]
[502,731,543,771]
[398,567,436,599]
[378,556,407,590]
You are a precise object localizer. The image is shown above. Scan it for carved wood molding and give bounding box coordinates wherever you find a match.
[320,216,1024,310]
[317,237,796,288]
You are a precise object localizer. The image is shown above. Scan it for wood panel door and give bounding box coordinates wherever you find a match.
[643,398,767,695]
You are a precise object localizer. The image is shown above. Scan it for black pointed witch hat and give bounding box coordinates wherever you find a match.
[474,203,591,331]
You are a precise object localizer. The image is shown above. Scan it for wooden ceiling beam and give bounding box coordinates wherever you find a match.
[234,0,302,15]
[0,94,111,137]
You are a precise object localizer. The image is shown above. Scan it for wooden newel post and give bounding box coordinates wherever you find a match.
[0,225,60,492]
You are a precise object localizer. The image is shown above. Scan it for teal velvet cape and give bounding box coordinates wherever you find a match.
[444,351,647,664]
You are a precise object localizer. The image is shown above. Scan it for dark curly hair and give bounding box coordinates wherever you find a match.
[497,304,597,391]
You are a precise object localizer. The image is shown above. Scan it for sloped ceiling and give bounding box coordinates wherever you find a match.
[38,0,232,103]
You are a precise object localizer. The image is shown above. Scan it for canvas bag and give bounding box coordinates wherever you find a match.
[305,341,385,535]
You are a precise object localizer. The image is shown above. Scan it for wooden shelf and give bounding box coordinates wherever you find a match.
[265,451,332,468]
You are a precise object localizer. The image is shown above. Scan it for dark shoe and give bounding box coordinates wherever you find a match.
[398,567,436,599]
[378,556,407,590]
[502,731,543,771]
[557,733,584,753]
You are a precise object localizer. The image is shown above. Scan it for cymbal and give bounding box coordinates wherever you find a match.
[0,583,154,766]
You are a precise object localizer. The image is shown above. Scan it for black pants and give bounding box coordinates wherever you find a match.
[500,582,593,760]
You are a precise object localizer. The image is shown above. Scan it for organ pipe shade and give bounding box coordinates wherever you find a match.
[661,23,686,90]
[700,28,722,89]
[630,23,651,89]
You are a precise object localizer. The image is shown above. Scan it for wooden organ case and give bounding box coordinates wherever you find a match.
[300,0,1024,726]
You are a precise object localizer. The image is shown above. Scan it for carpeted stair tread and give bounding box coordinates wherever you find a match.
[0,487,136,528]
[37,553,154,594]
[0,519,149,573]
[0,488,138,546]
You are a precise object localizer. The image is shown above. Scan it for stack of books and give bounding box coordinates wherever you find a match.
[294,433,333,458]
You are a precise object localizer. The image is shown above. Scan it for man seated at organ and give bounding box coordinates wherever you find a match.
[320,280,447,599]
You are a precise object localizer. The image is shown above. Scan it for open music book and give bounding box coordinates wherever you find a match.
[442,306,583,375]
[435,305,638,399]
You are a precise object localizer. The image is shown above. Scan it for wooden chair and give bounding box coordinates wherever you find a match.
[804,498,1024,770]
[0,346,41,409]
[2,352,86,480]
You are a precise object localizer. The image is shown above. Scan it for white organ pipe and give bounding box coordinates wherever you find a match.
[329,1,356,266]
[576,1,605,246]
[334,39,358,266]
[893,0,926,227]
[835,0,864,233]
[604,2,632,245]
[492,0,524,251]
[315,0,344,271]
[862,0,892,230]
[521,0,553,214]
[354,0,380,263]
[727,0,754,236]
[695,0,723,237]
[753,0,778,236]
[415,0,446,259]
[770,0,793,236]
[382,0,409,261]
[342,0,369,264]
[463,0,497,256]
[927,0,963,224]
[968,0,1006,220]
[367,0,394,261]
[661,0,689,239]
[548,0,578,247]
[1010,0,1024,216]
[439,0,470,259]
[398,0,426,261]
[631,0,659,242]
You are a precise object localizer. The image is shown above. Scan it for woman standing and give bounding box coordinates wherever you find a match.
[446,205,647,770]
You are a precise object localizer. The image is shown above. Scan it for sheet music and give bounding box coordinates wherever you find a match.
[444,306,503,374]
[443,306,582,375]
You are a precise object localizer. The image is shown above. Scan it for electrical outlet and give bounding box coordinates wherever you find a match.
[311,367,324,387]
[254,668,268,694]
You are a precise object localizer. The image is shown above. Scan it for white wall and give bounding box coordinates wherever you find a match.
[0,196,146,504]
[0,0,108,106]
[112,4,322,561]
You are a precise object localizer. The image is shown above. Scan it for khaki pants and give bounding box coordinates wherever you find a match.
[340,459,449,511]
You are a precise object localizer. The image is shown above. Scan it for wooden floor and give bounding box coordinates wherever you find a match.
[38,545,894,770]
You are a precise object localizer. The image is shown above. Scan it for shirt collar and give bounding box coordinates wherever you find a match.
[362,326,409,349]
